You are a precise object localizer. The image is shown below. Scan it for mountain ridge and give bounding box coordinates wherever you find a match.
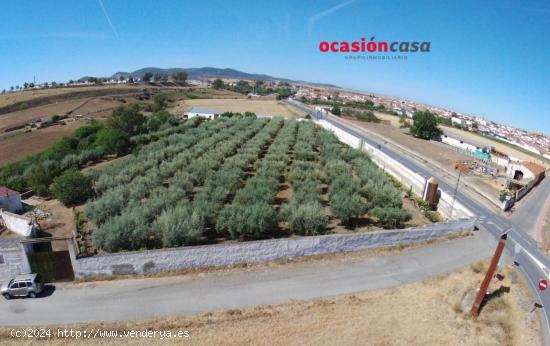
[81,67,339,89]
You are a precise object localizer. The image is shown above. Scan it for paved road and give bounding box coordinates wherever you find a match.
[0,232,495,326]
[510,177,550,241]
[285,99,550,344]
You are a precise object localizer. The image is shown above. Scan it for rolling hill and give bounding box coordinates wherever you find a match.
[84,67,338,88]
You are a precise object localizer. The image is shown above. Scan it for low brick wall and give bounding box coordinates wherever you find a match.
[74,219,476,278]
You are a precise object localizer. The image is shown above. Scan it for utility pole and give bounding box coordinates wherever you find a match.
[449,171,461,219]
[470,233,508,317]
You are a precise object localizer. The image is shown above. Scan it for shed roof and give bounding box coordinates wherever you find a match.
[0,186,19,198]
[186,107,222,115]
[522,162,545,177]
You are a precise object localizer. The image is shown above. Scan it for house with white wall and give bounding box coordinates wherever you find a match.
[182,107,222,120]
[507,162,545,183]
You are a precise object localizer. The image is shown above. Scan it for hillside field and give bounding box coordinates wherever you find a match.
[177,98,306,117]
[86,117,417,253]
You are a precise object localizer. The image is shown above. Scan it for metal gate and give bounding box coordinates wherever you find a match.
[27,250,75,282]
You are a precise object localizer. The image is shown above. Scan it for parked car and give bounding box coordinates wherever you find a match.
[1,273,44,299]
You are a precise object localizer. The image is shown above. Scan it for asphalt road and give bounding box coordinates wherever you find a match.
[510,177,550,240]
[285,99,550,344]
[0,232,495,326]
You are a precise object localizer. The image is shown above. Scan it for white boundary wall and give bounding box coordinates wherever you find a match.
[74,219,476,278]
[316,120,473,219]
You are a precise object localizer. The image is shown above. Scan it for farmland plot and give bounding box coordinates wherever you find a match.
[87,117,411,252]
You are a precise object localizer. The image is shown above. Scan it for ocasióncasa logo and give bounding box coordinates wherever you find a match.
[319,37,431,53]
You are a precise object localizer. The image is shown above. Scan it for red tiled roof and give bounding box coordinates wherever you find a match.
[522,162,546,177]
[0,186,19,197]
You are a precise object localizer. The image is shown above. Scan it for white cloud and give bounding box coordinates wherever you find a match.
[308,0,357,36]
[98,0,119,38]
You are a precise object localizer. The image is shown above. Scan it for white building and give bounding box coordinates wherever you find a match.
[183,107,222,120]
[0,186,22,213]
[441,135,478,152]
[507,162,545,182]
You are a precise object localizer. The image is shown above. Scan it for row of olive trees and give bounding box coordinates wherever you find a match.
[318,131,367,225]
[281,122,328,235]
[89,117,234,194]
[91,118,267,251]
[215,120,297,240]
[189,118,284,242]
[88,117,253,224]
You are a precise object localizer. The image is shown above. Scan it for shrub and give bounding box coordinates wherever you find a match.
[217,203,277,240]
[148,110,176,131]
[155,204,204,247]
[52,168,93,206]
[153,93,169,111]
[27,164,52,196]
[108,104,146,136]
[331,192,367,225]
[370,207,411,228]
[94,127,131,156]
[281,201,327,235]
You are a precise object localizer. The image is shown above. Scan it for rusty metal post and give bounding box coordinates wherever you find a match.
[470,233,508,317]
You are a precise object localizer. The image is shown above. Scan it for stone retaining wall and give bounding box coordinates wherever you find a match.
[74,219,476,278]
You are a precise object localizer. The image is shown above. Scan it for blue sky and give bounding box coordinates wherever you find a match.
[1,0,549,133]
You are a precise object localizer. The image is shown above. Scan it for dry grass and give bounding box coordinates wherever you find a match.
[0,263,541,345]
[0,85,144,109]
[177,98,306,117]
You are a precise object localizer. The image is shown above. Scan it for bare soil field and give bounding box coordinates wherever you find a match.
[348,118,472,169]
[178,98,306,117]
[0,121,82,166]
[0,85,145,109]
[0,99,87,132]
[1,263,539,345]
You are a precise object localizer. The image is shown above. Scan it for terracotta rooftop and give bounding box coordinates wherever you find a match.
[0,186,19,197]
[522,162,546,177]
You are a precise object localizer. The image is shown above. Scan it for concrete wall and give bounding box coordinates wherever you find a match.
[316,120,473,220]
[441,135,478,152]
[0,210,34,237]
[74,219,476,278]
[490,155,510,168]
[516,177,539,202]
[0,239,31,282]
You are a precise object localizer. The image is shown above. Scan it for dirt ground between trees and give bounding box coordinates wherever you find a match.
[0,262,540,346]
